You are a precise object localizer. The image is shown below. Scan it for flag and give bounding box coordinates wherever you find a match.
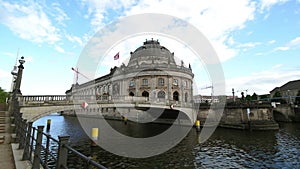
[114,52,119,60]
[81,101,88,109]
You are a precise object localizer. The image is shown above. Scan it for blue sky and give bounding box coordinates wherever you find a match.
[0,0,300,96]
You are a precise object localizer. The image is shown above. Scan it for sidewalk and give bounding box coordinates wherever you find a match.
[0,144,15,169]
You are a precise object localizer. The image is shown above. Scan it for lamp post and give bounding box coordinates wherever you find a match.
[8,56,25,115]
[14,56,25,95]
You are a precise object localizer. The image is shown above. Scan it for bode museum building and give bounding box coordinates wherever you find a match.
[67,39,194,108]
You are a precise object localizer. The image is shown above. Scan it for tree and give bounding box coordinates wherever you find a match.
[245,95,251,101]
[272,91,286,104]
[252,93,258,101]
[0,87,9,103]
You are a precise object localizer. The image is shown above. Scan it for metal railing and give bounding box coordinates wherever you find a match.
[13,104,107,169]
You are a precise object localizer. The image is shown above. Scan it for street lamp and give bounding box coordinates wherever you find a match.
[14,56,25,95]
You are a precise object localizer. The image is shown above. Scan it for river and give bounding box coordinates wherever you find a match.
[33,114,300,169]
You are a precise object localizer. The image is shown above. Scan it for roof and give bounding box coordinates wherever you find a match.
[280,79,300,91]
[270,79,300,93]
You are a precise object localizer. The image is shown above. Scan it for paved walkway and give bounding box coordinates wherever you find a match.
[0,144,16,169]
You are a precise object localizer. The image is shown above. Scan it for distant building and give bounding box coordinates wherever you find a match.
[66,39,194,107]
[193,95,219,103]
[270,79,300,103]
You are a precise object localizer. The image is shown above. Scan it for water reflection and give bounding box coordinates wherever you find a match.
[34,114,300,168]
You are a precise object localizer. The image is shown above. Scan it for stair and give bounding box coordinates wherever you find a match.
[0,111,12,144]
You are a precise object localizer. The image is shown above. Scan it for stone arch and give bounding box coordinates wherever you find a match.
[129,92,135,96]
[142,91,149,97]
[173,91,179,101]
[20,105,74,122]
[273,110,290,122]
[158,91,165,99]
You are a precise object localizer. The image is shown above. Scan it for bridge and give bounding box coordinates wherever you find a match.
[18,95,197,124]
[16,94,300,130]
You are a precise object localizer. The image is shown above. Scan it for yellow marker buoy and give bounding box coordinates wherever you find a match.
[195,120,200,132]
[124,116,128,125]
[91,128,98,146]
[46,119,51,131]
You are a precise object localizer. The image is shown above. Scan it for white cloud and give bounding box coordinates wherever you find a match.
[54,46,65,53]
[123,0,256,62]
[289,36,300,46]
[82,0,256,62]
[0,1,61,44]
[275,46,290,51]
[260,0,289,11]
[50,2,70,26]
[0,69,10,78]
[225,65,300,95]
[268,40,276,44]
[238,42,262,48]
[273,36,300,51]
[66,34,84,46]
[2,52,15,57]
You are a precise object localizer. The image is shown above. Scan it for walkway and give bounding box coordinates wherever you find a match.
[0,144,15,169]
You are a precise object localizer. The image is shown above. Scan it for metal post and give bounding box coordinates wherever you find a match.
[19,119,27,149]
[16,113,22,139]
[56,136,70,169]
[44,134,51,168]
[29,127,35,162]
[22,122,32,160]
[32,126,44,169]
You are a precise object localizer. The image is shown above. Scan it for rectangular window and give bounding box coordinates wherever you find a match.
[173,79,178,86]
[142,79,148,86]
[129,80,135,87]
[158,78,164,86]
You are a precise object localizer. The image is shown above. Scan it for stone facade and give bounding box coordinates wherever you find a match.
[67,39,194,107]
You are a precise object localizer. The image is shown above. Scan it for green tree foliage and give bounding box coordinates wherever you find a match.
[252,93,258,100]
[245,95,251,101]
[272,91,287,104]
[0,87,9,103]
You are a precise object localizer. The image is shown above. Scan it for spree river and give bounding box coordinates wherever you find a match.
[34,114,300,169]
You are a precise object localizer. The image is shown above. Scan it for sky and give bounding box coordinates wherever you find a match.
[0,0,300,97]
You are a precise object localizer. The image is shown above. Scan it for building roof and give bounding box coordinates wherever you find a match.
[270,79,300,93]
[127,39,177,68]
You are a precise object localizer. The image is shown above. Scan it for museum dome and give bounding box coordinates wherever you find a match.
[127,39,177,68]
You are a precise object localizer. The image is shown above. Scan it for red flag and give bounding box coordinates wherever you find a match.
[114,52,119,60]
[81,101,88,109]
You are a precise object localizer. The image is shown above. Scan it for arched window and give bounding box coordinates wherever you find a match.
[173,91,179,101]
[142,91,149,97]
[185,93,188,102]
[158,91,165,99]
[129,92,134,96]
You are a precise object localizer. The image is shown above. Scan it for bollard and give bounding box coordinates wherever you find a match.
[91,128,98,146]
[56,136,70,169]
[195,120,201,132]
[46,119,51,131]
[124,116,128,125]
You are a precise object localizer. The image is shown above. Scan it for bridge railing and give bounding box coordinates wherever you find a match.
[20,95,69,106]
[14,108,107,169]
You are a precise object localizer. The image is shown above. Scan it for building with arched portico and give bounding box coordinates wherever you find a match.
[66,39,194,108]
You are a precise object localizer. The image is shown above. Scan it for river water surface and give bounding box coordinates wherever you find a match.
[33,114,300,168]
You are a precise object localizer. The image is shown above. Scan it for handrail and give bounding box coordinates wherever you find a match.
[13,102,107,169]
